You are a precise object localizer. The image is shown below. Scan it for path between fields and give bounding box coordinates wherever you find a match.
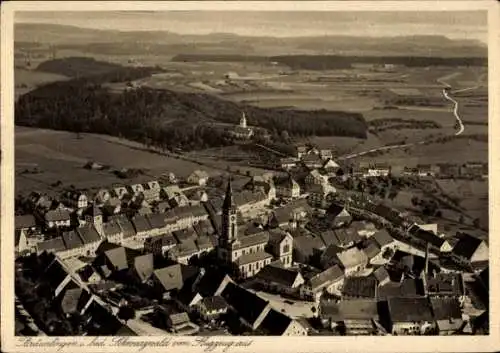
[338,73,475,161]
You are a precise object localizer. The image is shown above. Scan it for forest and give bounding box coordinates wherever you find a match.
[16,67,368,152]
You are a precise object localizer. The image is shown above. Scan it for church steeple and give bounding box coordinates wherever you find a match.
[240,111,247,128]
[223,176,235,211]
[220,176,238,254]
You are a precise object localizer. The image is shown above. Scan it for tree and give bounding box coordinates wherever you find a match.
[117,306,136,323]
[459,215,465,224]
[473,218,480,228]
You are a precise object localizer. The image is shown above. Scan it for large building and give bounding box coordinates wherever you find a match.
[228,112,254,139]
[217,179,292,279]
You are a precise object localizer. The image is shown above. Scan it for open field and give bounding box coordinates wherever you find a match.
[15,127,222,195]
[14,68,69,100]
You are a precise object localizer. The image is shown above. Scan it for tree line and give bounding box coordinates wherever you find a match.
[15,69,368,152]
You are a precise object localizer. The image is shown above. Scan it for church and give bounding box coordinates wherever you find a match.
[228,112,254,140]
[217,178,293,279]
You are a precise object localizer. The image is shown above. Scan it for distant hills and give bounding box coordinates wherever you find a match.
[15,23,487,58]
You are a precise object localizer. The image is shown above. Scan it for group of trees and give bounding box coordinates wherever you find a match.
[410,196,442,217]
[16,67,368,152]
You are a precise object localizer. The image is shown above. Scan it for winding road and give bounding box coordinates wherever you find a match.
[338,73,479,161]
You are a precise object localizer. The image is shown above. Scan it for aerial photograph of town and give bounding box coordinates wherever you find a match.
[13,10,489,337]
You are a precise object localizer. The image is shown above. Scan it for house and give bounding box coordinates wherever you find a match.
[102,220,124,244]
[254,264,305,295]
[144,233,177,255]
[280,157,299,171]
[267,229,294,268]
[85,301,137,336]
[325,204,352,228]
[150,264,200,299]
[221,282,271,330]
[361,238,382,264]
[423,272,465,300]
[62,190,88,210]
[131,215,153,241]
[195,296,229,321]
[373,267,391,286]
[163,311,199,334]
[233,190,269,217]
[268,199,312,229]
[296,145,308,159]
[300,265,345,301]
[187,170,209,186]
[142,180,161,202]
[342,276,378,299]
[76,225,103,256]
[15,215,38,233]
[372,229,398,256]
[408,224,452,253]
[430,297,464,335]
[161,185,190,208]
[319,299,378,335]
[306,183,336,208]
[337,247,368,276]
[274,175,301,199]
[93,242,141,277]
[305,169,329,186]
[130,253,155,284]
[293,232,326,265]
[302,154,324,169]
[258,309,309,336]
[452,233,488,266]
[319,149,333,161]
[184,189,209,206]
[56,282,93,317]
[243,176,276,201]
[112,185,129,200]
[387,297,435,335]
[36,237,67,255]
[416,164,440,177]
[95,189,112,204]
[44,209,71,229]
[366,163,391,177]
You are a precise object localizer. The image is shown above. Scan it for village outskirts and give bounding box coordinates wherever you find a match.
[15,114,489,337]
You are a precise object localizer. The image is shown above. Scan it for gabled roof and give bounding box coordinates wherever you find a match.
[221,282,269,327]
[235,231,270,250]
[362,238,382,260]
[62,230,84,250]
[196,271,233,298]
[320,299,378,321]
[408,224,444,248]
[334,228,359,246]
[256,265,301,287]
[133,253,154,282]
[373,266,390,283]
[372,229,394,247]
[342,276,378,298]
[258,309,294,335]
[200,296,229,312]
[153,264,184,291]
[337,247,368,270]
[309,265,344,291]
[45,209,71,222]
[235,251,273,266]
[15,215,37,229]
[104,246,129,271]
[387,297,433,322]
[147,233,176,248]
[452,233,485,260]
[169,312,190,326]
[37,237,66,253]
[131,215,152,233]
[102,220,122,237]
[430,297,462,320]
[147,213,168,229]
[115,216,136,238]
[41,256,70,290]
[83,204,102,218]
[77,225,101,244]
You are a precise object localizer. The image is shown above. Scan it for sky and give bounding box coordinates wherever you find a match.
[15,11,488,43]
